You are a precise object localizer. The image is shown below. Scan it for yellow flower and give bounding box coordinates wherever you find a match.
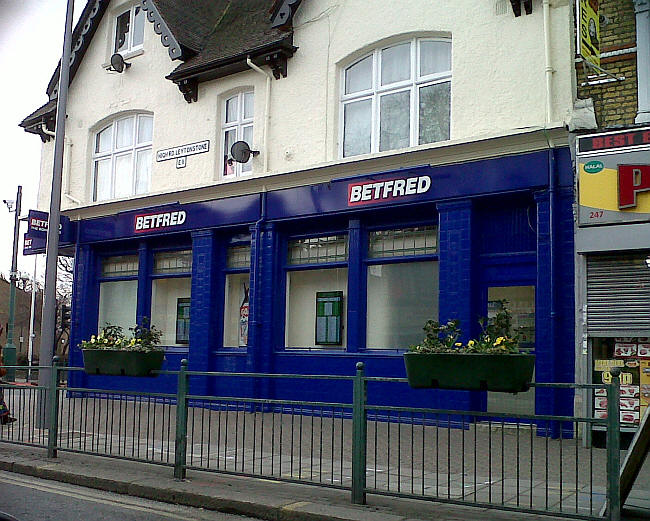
[495,337,504,345]
[468,340,475,347]
[455,342,462,347]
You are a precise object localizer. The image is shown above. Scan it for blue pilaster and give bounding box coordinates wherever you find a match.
[436,200,475,410]
[249,223,277,394]
[534,190,556,420]
[69,244,96,387]
[136,242,151,325]
[346,219,364,352]
[189,230,220,396]
[438,200,474,337]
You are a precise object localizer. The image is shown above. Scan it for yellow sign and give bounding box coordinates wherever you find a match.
[579,0,600,68]
[594,359,625,371]
[602,371,633,385]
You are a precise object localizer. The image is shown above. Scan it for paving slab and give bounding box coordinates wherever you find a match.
[0,442,647,521]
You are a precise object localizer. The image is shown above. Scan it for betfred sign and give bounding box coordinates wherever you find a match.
[134,210,187,232]
[348,175,432,206]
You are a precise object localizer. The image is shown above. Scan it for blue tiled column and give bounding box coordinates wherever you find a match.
[438,200,474,338]
[534,189,558,421]
[346,219,364,352]
[248,222,277,399]
[136,241,151,326]
[69,244,96,388]
[437,200,476,410]
[190,230,220,396]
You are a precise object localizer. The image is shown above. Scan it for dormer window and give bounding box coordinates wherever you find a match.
[114,5,144,55]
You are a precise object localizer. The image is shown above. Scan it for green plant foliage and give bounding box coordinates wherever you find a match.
[409,302,521,354]
[80,319,163,353]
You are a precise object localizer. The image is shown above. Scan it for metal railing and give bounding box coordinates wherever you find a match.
[0,359,626,521]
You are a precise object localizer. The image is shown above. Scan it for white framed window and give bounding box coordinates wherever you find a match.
[222,91,254,178]
[114,4,145,55]
[341,38,451,158]
[93,114,153,202]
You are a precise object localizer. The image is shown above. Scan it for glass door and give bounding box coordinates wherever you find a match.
[486,285,536,416]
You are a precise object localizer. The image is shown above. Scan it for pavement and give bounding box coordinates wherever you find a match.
[0,443,649,521]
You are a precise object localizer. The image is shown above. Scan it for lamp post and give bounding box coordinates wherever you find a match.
[3,185,22,382]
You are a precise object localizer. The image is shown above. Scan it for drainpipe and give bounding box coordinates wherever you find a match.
[246,57,272,173]
[542,0,554,124]
[42,124,80,205]
[544,130,558,406]
[634,0,650,123]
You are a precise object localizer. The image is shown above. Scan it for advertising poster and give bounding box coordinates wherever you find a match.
[579,0,600,68]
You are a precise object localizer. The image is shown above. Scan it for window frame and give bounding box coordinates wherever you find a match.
[283,231,349,351]
[221,91,254,179]
[363,222,440,351]
[92,113,153,202]
[339,37,452,158]
[223,238,252,349]
[149,248,192,349]
[113,4,145,56]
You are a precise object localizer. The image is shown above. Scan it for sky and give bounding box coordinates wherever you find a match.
[0,0,86,281]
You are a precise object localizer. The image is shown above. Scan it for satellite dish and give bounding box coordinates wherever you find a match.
[110,53,130,73]
[230,141,260,163]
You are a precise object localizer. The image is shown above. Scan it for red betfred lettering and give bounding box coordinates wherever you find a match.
[348,176,431,206]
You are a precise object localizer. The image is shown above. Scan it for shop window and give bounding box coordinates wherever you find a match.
[286,268,348,349]
[286,233,348,349]
[224,243,251,348]
[151,250,191,347]
[114,5,144,55]
[93,114,153,202]
[222,91,254,179]
[341,38,451,157]
[98,255,139,332]
[366,227,438,349]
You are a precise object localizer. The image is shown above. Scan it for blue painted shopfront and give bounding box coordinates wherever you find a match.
[65,148,575,417]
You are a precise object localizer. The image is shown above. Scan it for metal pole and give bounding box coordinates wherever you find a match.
[4,185,22,382]
[47,356,61,459]
[606,367,621,521]
[27,255,37,382]
[174,359,189,480]
[351,361,367,505]
[38,0,74,392]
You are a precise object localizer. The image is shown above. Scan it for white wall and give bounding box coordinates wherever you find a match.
[37,0,574,212]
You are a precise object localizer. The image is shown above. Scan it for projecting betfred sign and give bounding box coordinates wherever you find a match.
[347,175,432,206]
[578,128,650,225]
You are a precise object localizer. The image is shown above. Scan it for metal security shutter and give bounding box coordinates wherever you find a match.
[587,253,650,336]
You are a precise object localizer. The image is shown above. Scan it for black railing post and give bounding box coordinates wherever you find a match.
[351,362,367,505]
[174,359,189,480]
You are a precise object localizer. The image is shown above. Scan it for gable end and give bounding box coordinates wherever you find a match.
[142,0,185,60]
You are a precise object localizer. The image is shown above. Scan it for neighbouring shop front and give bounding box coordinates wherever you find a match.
[576,127,650,440]
[38,145,575,417]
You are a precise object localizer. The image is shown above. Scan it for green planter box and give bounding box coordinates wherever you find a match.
[82,349,164,377]
[403,352,535,393]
